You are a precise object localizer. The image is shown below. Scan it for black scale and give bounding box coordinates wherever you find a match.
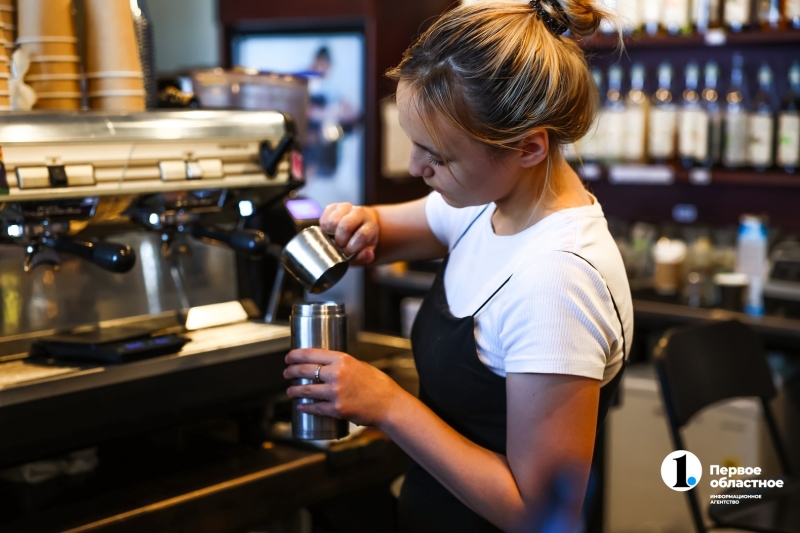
[31,326,189,364]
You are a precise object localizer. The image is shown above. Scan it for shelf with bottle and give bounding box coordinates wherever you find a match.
[580,0,800,49]
[565,56,800,184]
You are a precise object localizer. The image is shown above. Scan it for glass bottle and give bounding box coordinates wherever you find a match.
[701,61,723,167]
[648,62,678,164]
[663,0,692,33]
[578,68,605,164]
[724,0,752,30]
[748,63,777,171]
[786,0,800,28]
[777,62,800,172]
[679,62,704,168]
[644,0,664,35]
[693,0,724,30]
[623,63,648,163]
[723,55,749,168]
[757,0,785,29]
[601,65,626,164]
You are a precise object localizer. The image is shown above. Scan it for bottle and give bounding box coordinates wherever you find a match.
[701,61,722,167]
[623,63,648,163]
[644,0,664,35]
[618,0,642,33]
[648,62,678,164]
[749,64,777,171]
[578,68,605,163]
[663,0,692,34]
[757,0,785,29]
[736,215,768,317]
[601,65,626,164]
[723,55,749,168]
[786,0,800,28]
[679,62,705,168]
[777,62,800,172]
[693,0,724,30]
[725,0,752,30]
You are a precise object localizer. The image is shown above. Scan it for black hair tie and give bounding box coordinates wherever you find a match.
[529,0,569,36]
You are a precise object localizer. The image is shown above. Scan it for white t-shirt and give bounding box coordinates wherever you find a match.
[424,191,633,387]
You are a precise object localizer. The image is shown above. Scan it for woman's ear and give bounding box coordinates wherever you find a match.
[517,129,549,168]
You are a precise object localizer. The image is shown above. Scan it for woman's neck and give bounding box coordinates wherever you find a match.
[491,155,591,236]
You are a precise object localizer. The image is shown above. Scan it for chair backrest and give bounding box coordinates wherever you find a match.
[654,320,776,428]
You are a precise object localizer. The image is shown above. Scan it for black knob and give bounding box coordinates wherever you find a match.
[42,237,137,273]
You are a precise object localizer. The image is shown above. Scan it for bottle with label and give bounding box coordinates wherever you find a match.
[648,62,678,164]
[786,0,800,28]
[624,63,648,163]
[723,55,749,168]
[578,68,605,163]
[663,0,692,33]
[749,64,777,171]
[693,0,724,30]
[679,62,705,168]
[757,0,785,28]
[701,61,722,167]
[617,0,642,33]
[602,65,626,164]
[777,62,800,172]
[644,0,664,34]
[736,215,768,317]
[725,0,752,30]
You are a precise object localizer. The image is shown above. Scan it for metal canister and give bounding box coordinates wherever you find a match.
[290,302,350,440]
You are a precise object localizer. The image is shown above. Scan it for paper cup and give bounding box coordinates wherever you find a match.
[0,97,9,108]
[0,10,13,27]
[88,75,144,94]
[29,78,81,94]
[17,0,74,40]
[33,96,81,110]
[18,39,78,57]
[88,95,145,112]
[26,59,80,76]
[85,0,142,75]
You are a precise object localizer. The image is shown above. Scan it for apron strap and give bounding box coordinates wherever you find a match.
[451,205,489,252]
[471,275,513,317]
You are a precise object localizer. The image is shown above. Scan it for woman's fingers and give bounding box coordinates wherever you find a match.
[285,348,341,365]
[283,362,335,382]
[287,383,335,401]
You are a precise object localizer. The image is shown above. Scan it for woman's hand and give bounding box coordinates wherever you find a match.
[283,348,406,426]
[319,203,379,265]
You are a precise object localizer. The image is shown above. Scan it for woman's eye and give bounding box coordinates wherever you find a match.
[427,154,444,167]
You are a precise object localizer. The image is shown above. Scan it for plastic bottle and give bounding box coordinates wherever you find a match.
[736,215,768,316]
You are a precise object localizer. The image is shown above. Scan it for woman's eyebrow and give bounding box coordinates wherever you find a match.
[413,141,442,159]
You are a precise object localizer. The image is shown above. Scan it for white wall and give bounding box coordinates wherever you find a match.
[147,0,221,73]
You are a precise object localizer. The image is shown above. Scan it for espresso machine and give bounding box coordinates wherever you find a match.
[0,110,314,479]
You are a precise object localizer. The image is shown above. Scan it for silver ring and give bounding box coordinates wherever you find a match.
[314,364,323,383]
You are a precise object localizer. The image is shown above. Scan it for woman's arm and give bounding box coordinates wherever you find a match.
[320,197,447,265]
[285,350,600,532]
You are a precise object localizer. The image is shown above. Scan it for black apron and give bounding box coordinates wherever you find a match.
[398,206,628,533]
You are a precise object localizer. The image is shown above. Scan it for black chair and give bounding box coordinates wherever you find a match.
[654,320,800,533]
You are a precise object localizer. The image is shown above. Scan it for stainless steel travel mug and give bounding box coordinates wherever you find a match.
[291,302,351,440]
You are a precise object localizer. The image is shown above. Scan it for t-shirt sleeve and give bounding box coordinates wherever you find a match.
[499,251,621,380]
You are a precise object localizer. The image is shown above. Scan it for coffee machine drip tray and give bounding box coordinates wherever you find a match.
[32,326,190,364]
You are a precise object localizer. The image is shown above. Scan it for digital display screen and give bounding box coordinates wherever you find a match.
[286,198,323,221]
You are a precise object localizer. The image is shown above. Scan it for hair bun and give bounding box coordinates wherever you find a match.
[556,0,615,38]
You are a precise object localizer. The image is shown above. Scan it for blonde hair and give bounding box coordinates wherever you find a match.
[388,0,616,166]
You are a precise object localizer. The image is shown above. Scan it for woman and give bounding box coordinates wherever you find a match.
[283,1,632,531]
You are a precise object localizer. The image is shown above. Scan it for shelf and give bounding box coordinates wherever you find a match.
[576,163,800,188]
[579,29,800,50]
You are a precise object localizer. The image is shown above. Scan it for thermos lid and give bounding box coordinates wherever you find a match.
[292,302,346,317]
